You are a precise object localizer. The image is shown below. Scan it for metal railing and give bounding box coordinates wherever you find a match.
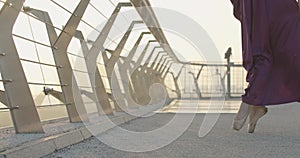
[179,62,246,99]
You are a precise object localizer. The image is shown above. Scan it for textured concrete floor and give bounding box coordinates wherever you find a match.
[45,102,300,158]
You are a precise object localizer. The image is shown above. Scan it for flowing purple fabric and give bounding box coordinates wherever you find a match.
[231,0,300,105]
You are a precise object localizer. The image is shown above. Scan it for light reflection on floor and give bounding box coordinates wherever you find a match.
[156,99,240,113]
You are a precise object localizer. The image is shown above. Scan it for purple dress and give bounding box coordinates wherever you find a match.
[231,0,300,105]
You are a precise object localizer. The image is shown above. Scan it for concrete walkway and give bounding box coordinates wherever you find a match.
[45,102,300,158]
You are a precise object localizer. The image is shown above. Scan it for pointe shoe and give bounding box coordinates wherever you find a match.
[233,102,250,131]
[248,105,268,133]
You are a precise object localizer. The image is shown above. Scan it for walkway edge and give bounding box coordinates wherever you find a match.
[0,114,137,158]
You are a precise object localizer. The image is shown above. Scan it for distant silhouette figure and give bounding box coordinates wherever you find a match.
[231,0,300,133]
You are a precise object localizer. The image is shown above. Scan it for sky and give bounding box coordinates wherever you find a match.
[149,0,242,62]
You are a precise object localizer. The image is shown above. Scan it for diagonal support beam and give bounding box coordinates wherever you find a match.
[0,0,44,133]
[169,64,184,99]
[86,2,132,63]
[130,40,157,105]
[159,60,173,79]
[157,57,170,73]
[124,32,152,66]
[25,1,90,122]
[170,72,181,99]
[154,54,168,71]
[102,51,126,111]
[137,46,162,93]
[105,21,144,76]
[74,30,112,115]
[175,65,185,80]
[82,2,133,114]
[188,72,202,98]
[196,66,204,80]
[28,3,133,115]
[119,32,152,107]
[162,61,174,79]
[142,46,161,68]
[150,51,166,69]
[130,0,180,62]
[132,40,157,70]
[102,21,144,111]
